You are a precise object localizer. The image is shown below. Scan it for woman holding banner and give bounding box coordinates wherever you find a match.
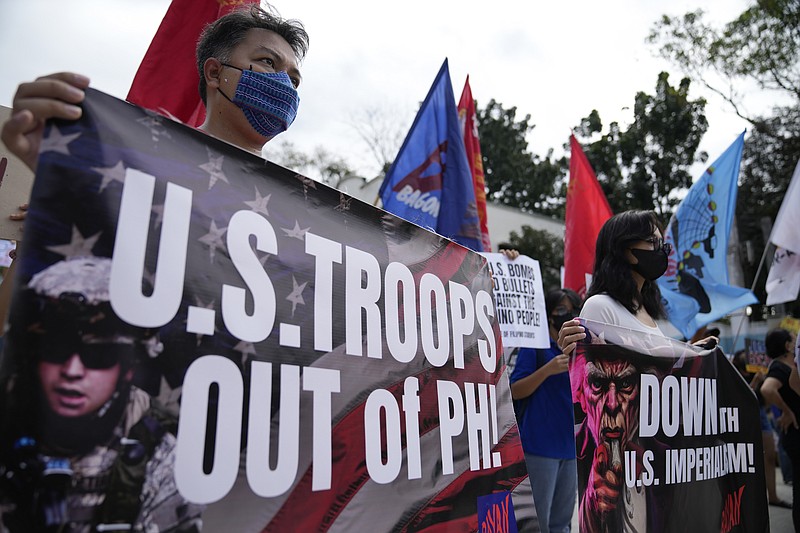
[556,210,719,533]
[557,210,718,352]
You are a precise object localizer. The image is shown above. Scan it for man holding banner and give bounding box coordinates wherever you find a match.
[0,5,309,171]
[0,5,537,531]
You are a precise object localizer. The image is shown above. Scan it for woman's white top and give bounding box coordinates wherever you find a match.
[580,294,664,335]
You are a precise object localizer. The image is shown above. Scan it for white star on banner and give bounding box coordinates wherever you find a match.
[93,161,127,192]
[136,115,172,143]
[199,148,229,190]
[234,340,257,366]
[198,220,227,262]
[286,276,308,316]
[46,226,101,259]
[281,220,310,241]
[335,192,352,213]
[244,186,271,216]
[40,126,81,156]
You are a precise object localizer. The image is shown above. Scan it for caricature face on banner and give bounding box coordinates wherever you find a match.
[0,89,536,532]
[570,319,767,533]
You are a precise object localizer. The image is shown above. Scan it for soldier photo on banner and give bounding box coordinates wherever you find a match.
[0,89,537,532]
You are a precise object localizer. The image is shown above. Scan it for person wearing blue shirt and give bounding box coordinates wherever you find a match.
[510,288,581,533]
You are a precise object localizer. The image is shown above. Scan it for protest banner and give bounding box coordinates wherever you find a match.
[0,105,34,241]
[481,252,548,349]
[570,319,767,533]
[744,338,769,375]
[0,89,536,532]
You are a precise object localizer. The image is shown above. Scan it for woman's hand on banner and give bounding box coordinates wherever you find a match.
[557,319,585,356]
[1,72,90,173]
[692,336,718,350]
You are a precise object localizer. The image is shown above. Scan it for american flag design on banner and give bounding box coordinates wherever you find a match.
[0,89,536,532]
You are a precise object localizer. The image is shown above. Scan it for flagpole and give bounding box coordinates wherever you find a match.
[731,241,773,351]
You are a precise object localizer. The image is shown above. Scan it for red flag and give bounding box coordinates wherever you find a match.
[564,134,612,296]
[127,0,258,127]
[457,77,491,252]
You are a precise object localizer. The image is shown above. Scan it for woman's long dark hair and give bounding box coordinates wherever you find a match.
[586,210,666,319]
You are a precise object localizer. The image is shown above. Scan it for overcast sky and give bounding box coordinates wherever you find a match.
[0,0,777,183]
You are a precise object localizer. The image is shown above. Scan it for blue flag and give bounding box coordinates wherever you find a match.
[379,59,482,251]
[658,132,757,338]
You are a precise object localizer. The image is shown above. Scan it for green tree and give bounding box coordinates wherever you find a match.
[573,72,709,221]
[476,99,566,217]
[505,226,564,292]
[267,141,357,188]
[648,0,800,305]
[648,1,800,130]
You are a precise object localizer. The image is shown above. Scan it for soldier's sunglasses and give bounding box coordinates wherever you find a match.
[36,335,136,370]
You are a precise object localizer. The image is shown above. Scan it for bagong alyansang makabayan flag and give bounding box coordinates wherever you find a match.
[658,132,757,339]
[570,319,767,533]
[379,59,483,252]
[0,88,536,531]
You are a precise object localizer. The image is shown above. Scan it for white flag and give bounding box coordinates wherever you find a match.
[771,159,800,253]
[766,247,800,305]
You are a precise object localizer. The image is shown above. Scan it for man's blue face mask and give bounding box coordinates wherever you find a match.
[218,63,299,138]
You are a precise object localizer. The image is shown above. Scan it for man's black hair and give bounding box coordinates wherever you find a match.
[586,210,666,319]
[196,5,309,104]
[766,327,793,359]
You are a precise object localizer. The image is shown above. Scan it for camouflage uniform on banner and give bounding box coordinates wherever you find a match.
[0,257,203,532]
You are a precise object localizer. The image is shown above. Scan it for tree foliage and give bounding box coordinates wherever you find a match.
[648,0,800,130]
[267,141,356,188]
[649,0,800,306]
[476,99,565,217]
[573,73,709,221]
[505,226,564,292]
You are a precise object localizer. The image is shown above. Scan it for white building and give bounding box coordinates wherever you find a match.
[336,176,565,249]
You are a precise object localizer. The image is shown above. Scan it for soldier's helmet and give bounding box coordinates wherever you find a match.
[25,257,160,373]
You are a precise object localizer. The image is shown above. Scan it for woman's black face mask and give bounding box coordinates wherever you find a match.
[630,247,668,281]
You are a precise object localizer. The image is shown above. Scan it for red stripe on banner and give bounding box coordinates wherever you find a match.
[401,428,527,532]
[263,348,506,531]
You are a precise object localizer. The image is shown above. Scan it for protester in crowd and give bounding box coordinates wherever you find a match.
[556,210,717,353]
[0,5,308,172]
[0,257,203,532]
[732,349,788,508]
[510,287,580,533]
[761,327,800,530]
[790,331,800,396]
